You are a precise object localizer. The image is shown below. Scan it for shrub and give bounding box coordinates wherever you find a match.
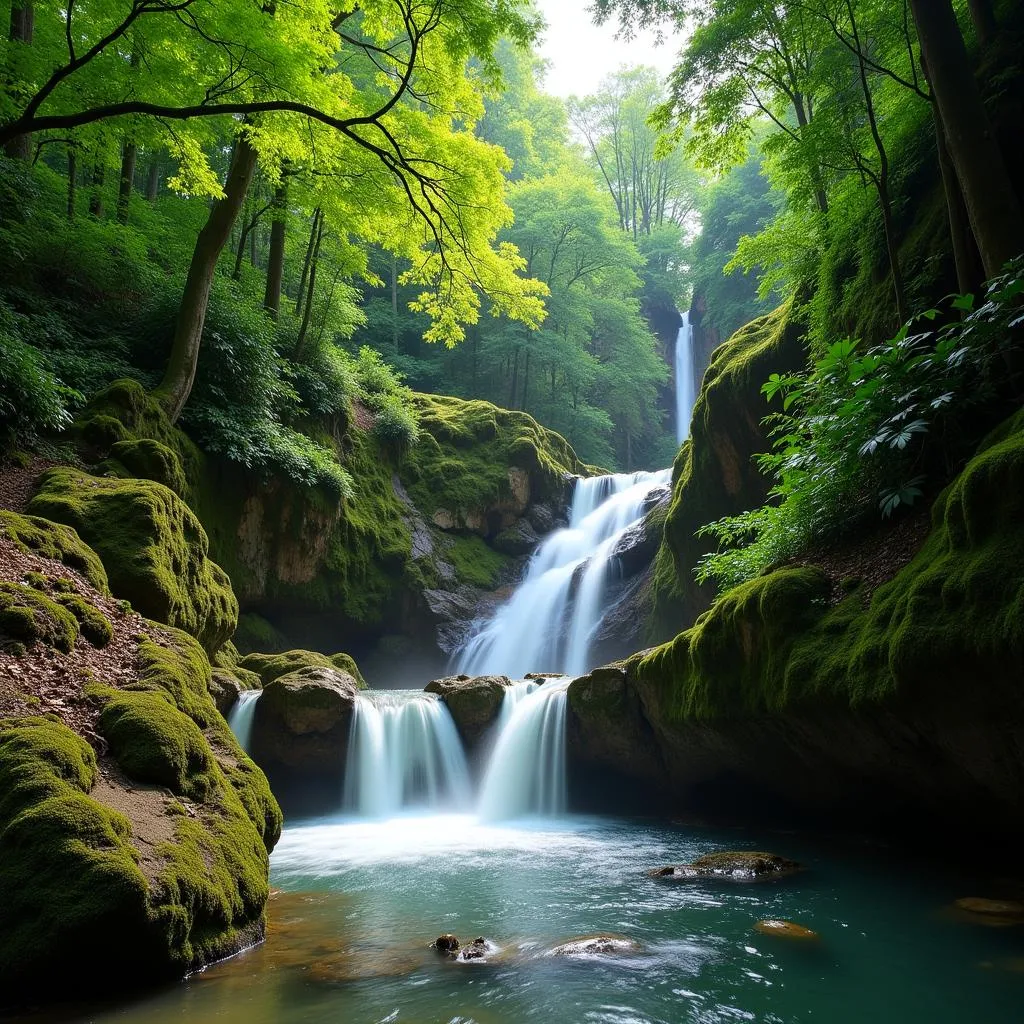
[695,258,1023,590]
[372,392,419,451]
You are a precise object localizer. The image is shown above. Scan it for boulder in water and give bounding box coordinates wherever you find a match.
[432,933,461,955]
[648,851,804,882]
[425,674,511,746]
[950,897,1024,927]
[249,666,360,774]
[754,919,820,940]
[548,934,640,957]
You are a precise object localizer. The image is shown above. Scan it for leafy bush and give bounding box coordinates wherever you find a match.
[289,344,356,420]
[372,392,420,451]
[354,345,404,399]
[0,302,80,448]
[695,259,1023,590]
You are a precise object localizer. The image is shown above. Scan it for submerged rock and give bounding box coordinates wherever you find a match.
[754,919,820,940]
[950,897,1024,927]
[649,851,804,883]
[425,673,511,746]
[548,935,641,957]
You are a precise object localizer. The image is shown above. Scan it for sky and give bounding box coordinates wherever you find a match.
[533,0,680,98]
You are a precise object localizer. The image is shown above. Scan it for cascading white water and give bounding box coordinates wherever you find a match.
[343,690,471,817]
[455,468,670,679]
[477,678,571,821]
[227,690,261,752]
[675,310,696,443]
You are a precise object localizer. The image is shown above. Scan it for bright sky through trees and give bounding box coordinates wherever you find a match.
[534,0,677,95]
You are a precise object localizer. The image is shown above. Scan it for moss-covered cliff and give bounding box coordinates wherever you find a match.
[649,301,807,640]
[569,407,1024,832]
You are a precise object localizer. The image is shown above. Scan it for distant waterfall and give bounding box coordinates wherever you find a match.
[477,678,571,820]
[676,311,696,443]
[455,469,670,679]
[227,690,261,753]
[343,691,472,817]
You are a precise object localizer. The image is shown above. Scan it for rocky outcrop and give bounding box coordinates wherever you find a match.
[547,935,641,957]
[425,673,511,746]
[568,407,1024,836]
[249,666,361,776]
[649,302,807,639]
[0,511,281,1003]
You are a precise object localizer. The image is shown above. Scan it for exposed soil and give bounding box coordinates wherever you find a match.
[0,456,55,514]
[795,506,933,606]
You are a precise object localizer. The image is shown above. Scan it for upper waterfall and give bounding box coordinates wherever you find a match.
[455,468,670,679]
[676,310,696,443]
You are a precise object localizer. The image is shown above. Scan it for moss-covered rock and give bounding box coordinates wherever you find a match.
[649,302,807,638]
[0,510,109,592]
[102,438,188,496]
[649,852,804,882]
[250,666,361,776]
[55,591,113,647]
[28,468,238,654]
[573,408,1024,831]
[209,666,261,716]
[0,581,79,653]
[425,674,511,746]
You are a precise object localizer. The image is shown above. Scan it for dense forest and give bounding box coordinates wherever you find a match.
[1,0,1023,1019]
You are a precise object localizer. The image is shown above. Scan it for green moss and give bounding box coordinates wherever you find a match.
[403,393,584,517]
[0,717,155,993]
[100,689,217,799]
[635,407,1024,725]
[55,592,113,647]
[102,438,188,496]
[328,651,367,689]
[650,302,807,638]
[0,581,80,653]
[28,468,238,653]
[232,612,289,655]
[0,510,109,592]
[241,648,329,683]
[444,534,513,589]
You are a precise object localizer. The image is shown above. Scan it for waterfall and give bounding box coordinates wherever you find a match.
[477,678,571,821]
[343,690,472,817]
[455,469,670,679]
[227,690,261,753]
[676,310,696,443]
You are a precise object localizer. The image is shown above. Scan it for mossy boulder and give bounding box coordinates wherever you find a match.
[649,301,807,638]
[425,674,511,746]
[0,625,282,1000]
[239,648,366,689]
[0,510,109,592]
[28,468,238,654]
[250,666,361,776]
[0,581,80,653]
[102,438,188,496]
[209,667,262,717]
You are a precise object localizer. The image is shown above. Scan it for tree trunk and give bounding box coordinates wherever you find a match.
[88,163,105,218]
[521,349,530,411]
[4,3,34,160]
[508,347,520,409]
[967,0,997,45]
[250,219,259,269]
[66,147,76,220]
[263,180,287,318]
[155,137,258,422]
[117,141,137,224]
[294,208,321,317]
[909,0,1024,278]
[295,216,324,359]
[145,155,160,201]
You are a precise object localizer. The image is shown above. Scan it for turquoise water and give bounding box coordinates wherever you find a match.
[88,814,1023,1023]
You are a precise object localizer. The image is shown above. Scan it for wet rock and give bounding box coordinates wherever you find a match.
[425,674,511,746]
[456,937,490,961]
[250,666,360,774]
[493,517,540,556]
[432,933,461,954]
[754,919,819,940]
[548,934,641,957]
[648,851,804,883]
[525,671,567,680]
[950,897,1024,927]
[526,502,558,535]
